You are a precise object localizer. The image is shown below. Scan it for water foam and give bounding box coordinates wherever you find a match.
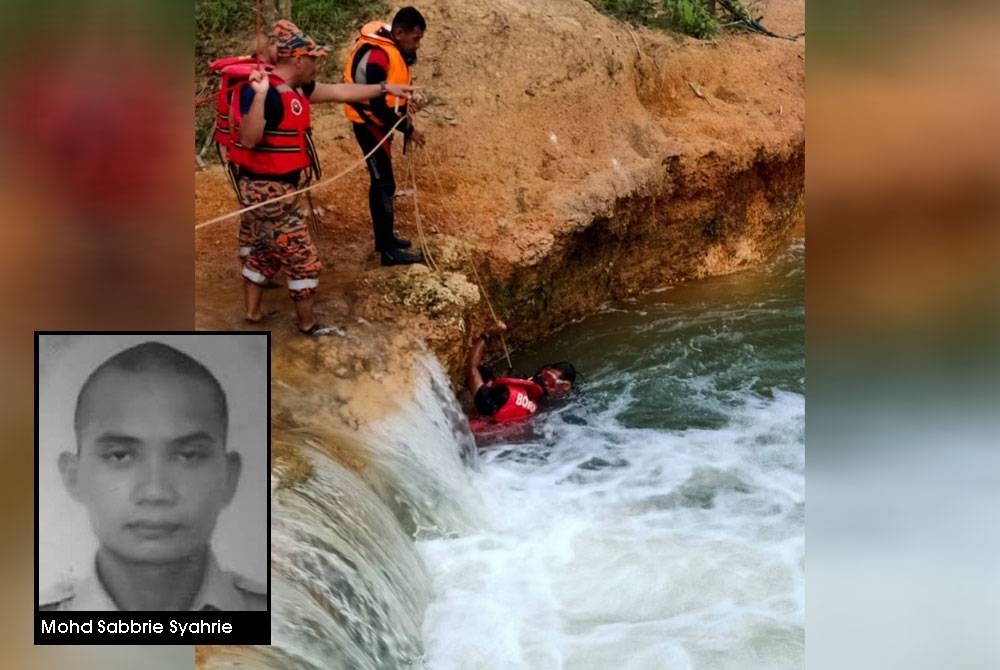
[419,242,804,669]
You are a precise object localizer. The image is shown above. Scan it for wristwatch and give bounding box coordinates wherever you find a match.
[379,81,387,94]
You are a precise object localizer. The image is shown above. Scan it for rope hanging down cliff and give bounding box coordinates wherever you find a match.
[403,140,513,369]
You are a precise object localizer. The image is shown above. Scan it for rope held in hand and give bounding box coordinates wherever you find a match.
[195,114,407,230]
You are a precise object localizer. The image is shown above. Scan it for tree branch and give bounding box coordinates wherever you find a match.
[717,0,804,41]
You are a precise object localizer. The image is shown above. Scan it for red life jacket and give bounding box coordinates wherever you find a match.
[490,378,545,423]
[468,416,537,447]
[209,57,272,151]
[227,72,317,176]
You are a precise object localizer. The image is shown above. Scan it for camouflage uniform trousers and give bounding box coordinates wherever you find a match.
[237,177,321,301]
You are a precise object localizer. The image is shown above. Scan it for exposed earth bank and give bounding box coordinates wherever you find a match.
[195,0,804,384]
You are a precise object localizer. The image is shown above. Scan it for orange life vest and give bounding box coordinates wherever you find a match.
[490,378,545,423]
[343,21,411,126]
[227,73,318,177]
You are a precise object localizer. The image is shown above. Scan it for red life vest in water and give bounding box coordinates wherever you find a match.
[209,57,273,151]
[490,378,545,423]
[227,72,316,175]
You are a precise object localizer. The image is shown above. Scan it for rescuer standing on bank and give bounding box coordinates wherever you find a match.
[231,20,416,335]
[344,7,427,267]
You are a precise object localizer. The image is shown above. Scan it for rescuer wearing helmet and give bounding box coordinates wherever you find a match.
[344,7,428,266]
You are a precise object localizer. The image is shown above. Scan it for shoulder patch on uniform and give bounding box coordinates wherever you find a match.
[39,581,74,610]
[233,575,267,596]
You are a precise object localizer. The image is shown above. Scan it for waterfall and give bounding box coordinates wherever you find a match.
[199,349,481,669]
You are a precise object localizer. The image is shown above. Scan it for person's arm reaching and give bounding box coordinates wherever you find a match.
[466,336,488,396]
[466,320,507,396]
[308,82,415,105]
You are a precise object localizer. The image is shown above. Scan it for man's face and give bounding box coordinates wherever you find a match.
[61,369,239,564]
[295,55,320,84]
[393,27,424,57]
[538,368,573,398]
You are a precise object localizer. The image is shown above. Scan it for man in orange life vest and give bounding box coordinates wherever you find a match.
[465,324,577,423]
[344,7,427,266]
[231,20,416,335]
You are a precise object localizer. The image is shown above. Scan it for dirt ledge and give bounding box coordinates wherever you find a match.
[195,0,805,384]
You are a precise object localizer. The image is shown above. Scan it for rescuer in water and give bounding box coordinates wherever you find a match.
[465,322,577,425]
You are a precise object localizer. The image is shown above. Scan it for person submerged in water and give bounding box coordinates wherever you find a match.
[465,322,576,425]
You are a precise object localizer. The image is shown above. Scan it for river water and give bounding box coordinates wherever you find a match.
[200,238,803,670]
[418,238,804,669]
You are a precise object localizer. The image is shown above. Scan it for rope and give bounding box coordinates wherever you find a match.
[417,144,448,198]
[195,89,221,107]
[403,109,439,273]
[255,0,262,69]
[196,1,267,109]
[406,150,439,272]
[466,254,513,370]
[398,117,511,368]
[195,70,267,108]
[396,114,514,368]
[305,189,323,247]
[197,119,217,160]
[195,114,407,230]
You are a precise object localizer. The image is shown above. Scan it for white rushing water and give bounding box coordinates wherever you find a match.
[418,244,805,669]
[205,354,485,670]
[418,395,804,669]
[204,244,803,670]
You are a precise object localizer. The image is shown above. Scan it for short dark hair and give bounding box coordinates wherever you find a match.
[474,384,509,417]
[392,6,426,32]
[74,342,229,445]
[535,362,577,384]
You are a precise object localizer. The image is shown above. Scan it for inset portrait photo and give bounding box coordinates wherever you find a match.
[36,333,269,630]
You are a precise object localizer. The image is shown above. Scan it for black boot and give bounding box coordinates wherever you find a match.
[380,248,425,266]
[374,236,412,251]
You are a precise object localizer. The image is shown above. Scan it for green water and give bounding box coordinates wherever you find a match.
[420,237,805,668]
[517,237,805,431]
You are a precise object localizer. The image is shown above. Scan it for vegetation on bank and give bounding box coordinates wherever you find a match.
[195,0,387,51]
[589,0,721,39]
[588,0,800,41]
[195,0,795,153]
[195,0,388,154]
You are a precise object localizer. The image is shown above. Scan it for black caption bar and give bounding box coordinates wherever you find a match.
[35,611,269,645]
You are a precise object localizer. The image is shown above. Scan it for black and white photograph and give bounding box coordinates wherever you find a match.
[36,333,269,622]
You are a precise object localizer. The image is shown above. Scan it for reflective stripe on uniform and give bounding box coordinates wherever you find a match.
[242,266,268,284]
[287,277,319,290]
[231,142,301,153]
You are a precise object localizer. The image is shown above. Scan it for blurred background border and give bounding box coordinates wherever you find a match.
[2,0,998,668]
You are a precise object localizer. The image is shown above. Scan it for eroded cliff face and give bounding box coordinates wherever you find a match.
[195,0,805,381]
